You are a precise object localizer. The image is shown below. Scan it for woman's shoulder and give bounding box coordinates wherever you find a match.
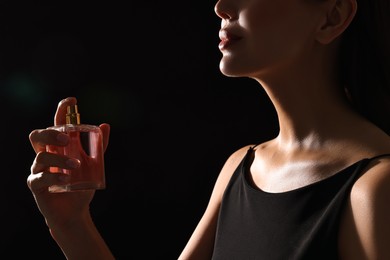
[353,128,390,191]
[220,144,255,174]
[222,142,266,170]
[353,153,390,195]
[211,144,260,197]
[340,153,390,258]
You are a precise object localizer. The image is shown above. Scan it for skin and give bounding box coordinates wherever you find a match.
[28,0,390,259]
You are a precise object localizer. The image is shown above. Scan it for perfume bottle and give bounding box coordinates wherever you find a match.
[46,104,105,193]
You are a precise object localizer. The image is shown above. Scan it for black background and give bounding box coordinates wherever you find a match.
[1,1,278,259]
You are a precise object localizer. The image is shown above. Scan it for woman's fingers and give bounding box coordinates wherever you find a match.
[99,123,111,152]
[29,129,70,154]
[31,151,80,174]
[29,97,75,154]
[27,171,70,193]
[28,152,80,192]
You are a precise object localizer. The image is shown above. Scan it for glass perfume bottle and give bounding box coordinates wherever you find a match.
[46,104,105,193]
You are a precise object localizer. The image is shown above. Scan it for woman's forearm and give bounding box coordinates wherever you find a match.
[49,212,115,260]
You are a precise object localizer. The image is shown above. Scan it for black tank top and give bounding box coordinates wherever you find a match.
[212,146,390,260]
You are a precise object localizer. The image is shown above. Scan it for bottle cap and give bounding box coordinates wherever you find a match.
[66,105,81,124]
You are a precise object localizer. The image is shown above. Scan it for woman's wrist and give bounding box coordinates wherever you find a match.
[49,212,114,259]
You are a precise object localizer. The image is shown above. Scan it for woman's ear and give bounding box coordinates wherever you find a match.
[316,0,357,44]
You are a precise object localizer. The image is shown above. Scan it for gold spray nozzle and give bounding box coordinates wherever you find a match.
[66,105,81,124]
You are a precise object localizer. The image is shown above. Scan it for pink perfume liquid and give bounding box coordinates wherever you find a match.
[46,106,105,193]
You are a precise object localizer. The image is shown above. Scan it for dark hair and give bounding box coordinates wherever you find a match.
[340,0,390,135]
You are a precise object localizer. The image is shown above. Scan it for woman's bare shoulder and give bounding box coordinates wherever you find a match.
[210,144,258,201]
[224,144,255,166]
[353,154,390,200]
[340,155,390,259]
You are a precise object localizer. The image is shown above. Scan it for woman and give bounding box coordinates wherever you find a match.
[28,0,390,259]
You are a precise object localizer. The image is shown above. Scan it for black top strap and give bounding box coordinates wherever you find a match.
[251,143,261,149]
[368,153,390,161]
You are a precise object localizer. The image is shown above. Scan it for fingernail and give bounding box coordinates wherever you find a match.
[66,158,80,168]
[57,133,69,144]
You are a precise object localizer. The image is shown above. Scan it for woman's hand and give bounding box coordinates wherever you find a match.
[27,97,110,229]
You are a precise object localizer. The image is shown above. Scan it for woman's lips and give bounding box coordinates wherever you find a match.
[218,29,242,50]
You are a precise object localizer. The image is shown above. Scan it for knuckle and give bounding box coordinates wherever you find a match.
[31,152,48,173]
[30,162,39,174]
[26,174,33,189]
[35,151,46,163]
[29,129,38,141]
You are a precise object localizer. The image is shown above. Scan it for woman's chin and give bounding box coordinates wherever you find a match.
[219,60,234,75]
[219,62,246,78]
